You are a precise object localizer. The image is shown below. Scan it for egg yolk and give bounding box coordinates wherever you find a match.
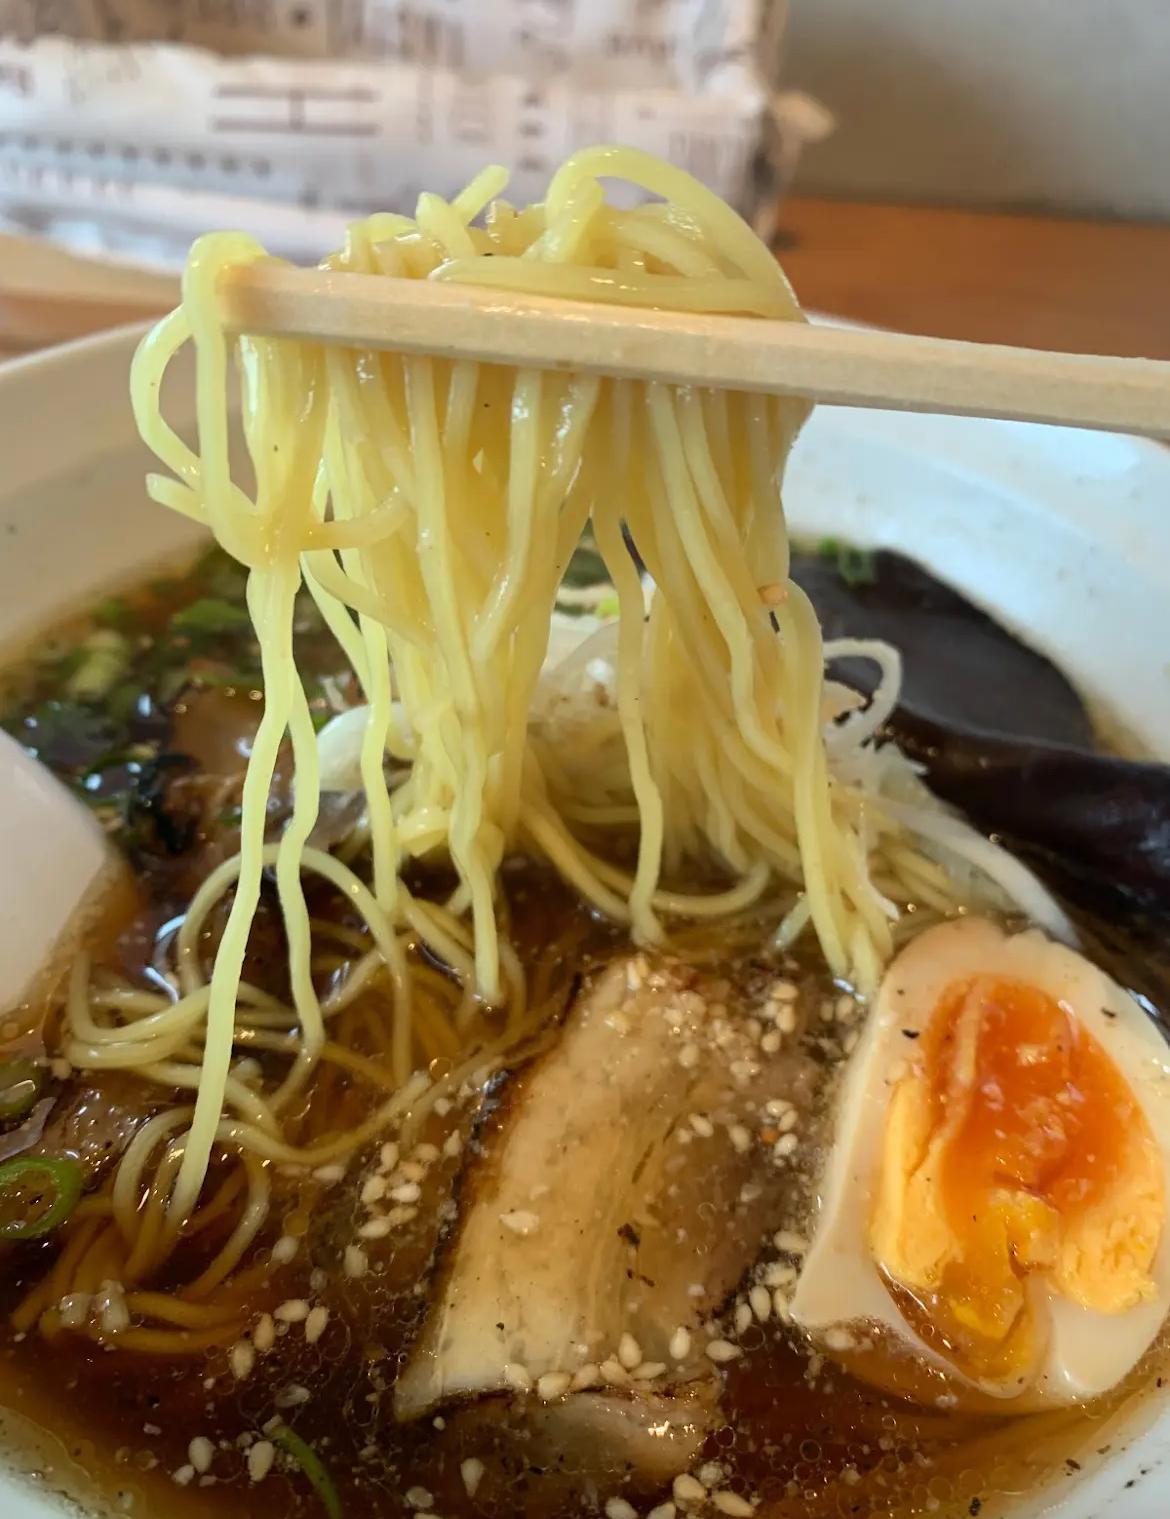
[869,975,1165,1380]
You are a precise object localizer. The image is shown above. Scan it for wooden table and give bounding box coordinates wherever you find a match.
[1,198,1168,361]
[777,198,1170,360]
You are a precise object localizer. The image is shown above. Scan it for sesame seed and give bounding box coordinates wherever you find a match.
[774,1230,807,1254]
[414,1143,440,1164]
[536,1371,571,1401]
[825,1326,856,1352]
[778,1108,799,1132]
[173,1465,195,1487]
[379,1141,400,1172]
[770,979,798,1002]
[705,1339,742,1364]
[252,1313,276,1352]
[712,1492,755,1516]
[632,1361,667,1380]
[270,1235,299,1265]
[775,1004,797,1035]
[734,1302,753,1336]
[313,1164,345,1184]
[842,1466,861,1485]
[648,1505,678,1519]
[672,1473,707,1505]
[344,1245,368,1278]
[386,1205,417,1227]
[835,994,856,1023]
[749,1285,772,1322]
[669,1326,692,1360]
[728,1124,752,1154]
[689,1113,714,1139]
[188,1438,214,1474]
[405,1487,434,1509]
[678,1042,700,1070]
[230,1341,255,1380]
[729,1059,756,1085]
[772,1289,790,1319]
[605,1500,638,1519]
[499,1210,540,1237]
[843,1028,859,1054]
[391,1181,422,1204]
[461,1458,484,1497]
[247,1442,275,1483]
[570,1363,601,1391]
[443,1130,463,1158]
[699,1464,725,1488]
[274,1385,310,1409]
[502,1362,532,1392]
[305,1306,330,1345]
[274,1299,310,1324]
[617,1332,643,1369]
[359,1217,392,1240]
[400,1161,427,1183]
[773,1133,798,1160]
[760,1031,782,1054]
[600,1357,630,1386]
[361,1176,388,1205]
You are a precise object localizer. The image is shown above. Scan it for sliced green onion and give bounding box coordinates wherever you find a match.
[270,1424,342,1519]
[0,1059,43,1122]
[0,1156,84,1240]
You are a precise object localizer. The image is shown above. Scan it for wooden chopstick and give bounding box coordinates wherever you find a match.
[220,264,1170,441]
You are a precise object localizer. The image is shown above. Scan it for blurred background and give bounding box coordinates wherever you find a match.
[0,0,1165,359]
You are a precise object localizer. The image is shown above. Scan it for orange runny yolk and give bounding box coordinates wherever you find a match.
[869,975,1164,1378]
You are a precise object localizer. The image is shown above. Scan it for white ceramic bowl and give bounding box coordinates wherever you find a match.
[0,326,1168,1518]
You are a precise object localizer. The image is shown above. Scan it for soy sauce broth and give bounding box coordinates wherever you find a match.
[1,547,1169,1519]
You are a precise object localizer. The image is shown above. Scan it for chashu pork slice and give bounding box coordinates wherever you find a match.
[395,953,817,1429]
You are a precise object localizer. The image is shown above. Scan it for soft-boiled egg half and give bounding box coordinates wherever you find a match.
[790,916,1170,1411]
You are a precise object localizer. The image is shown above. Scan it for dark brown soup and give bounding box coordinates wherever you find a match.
[1,545,1168,1519]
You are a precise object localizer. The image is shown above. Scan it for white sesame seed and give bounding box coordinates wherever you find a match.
[712,1492,755,1516]
[825,1326,856,1352]
[274,1385,310,1409]
[617,1332,643,1369]
[600,1357,631,1387]
[843,1028,859,1054]
[230,1341,255,1380]
[729,1059,757,1085]
[772,1289,791,1319]
[775,1004,797,1035]
[361,1176,388,1206]
[344,1245,368,1279]
[313,1164,345,1184]
[305,1306,330,1345]
[49,1057,72,1081]
[760,1031,782,1054]
[405,1487,434,1509]
[749,1285,772,1322]
[536,1371,571,1401]
[605,1499,638,1519]
[172,1465,195,1487]
[499,1210,540,1237]
[414,1143,441,1164]
[400,1162,427,1183]
[270,1234,299,1265]
[835,994,856,1023]
[443,1130,463,1158]
[252,1313,276,1352]
[502,1362,532,1392]
[648,1505,677,1519]
[699,1464,725,1489]
[774,1230,808,1254]
[391,1181,422,1204]
[728,1124,752,1154]
[570,1363,601,1391]
[669,1326,692,1360]
[778,1108,799,1133]
[359,1217,393,1240]
[734,1302,753,1337]
[770,978,798,1002]
[678,1042,700,1070]
[773,1133,799,1159]
[379,1141,400,1172]
[247,1442,275,1483]
[632,1361,667,1380]
[386,1205,418,1227]
[842,1466,861,1485]
[461,1458,484,1498]
[274,1299,310,1324]
[688,1113,714,1139]
[188,1438,214,1475]
[672,1473,707,1505]
[705,1339,742,1364]
[687,1282,706,1298]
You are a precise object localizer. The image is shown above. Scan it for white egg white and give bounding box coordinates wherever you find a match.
[790,916,1170,1411]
